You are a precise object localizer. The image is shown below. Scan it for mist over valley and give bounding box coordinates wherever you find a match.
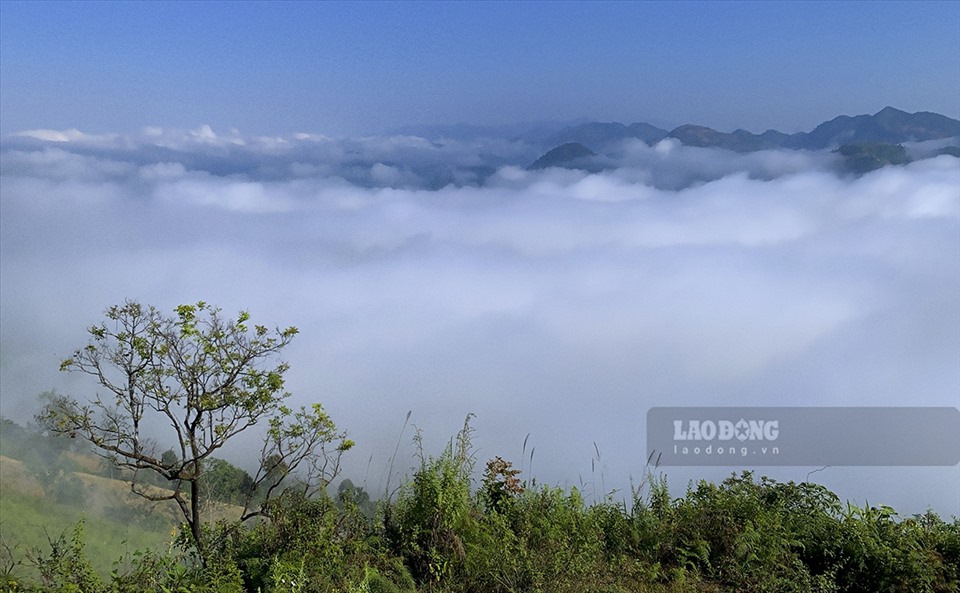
[2,108,958,517]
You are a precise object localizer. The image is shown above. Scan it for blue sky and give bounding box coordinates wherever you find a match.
[2,1,958,136]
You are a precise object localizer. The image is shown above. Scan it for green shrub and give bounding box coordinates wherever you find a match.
[24,519,102,593]
[384,417,476,589]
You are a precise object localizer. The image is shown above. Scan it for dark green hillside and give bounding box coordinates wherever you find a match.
[835,143,910,175]
[936,145,960,158]
[668,124,777,152]
[528,142,599,171]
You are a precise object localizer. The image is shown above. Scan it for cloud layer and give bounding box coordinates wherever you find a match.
[2,128,957,515]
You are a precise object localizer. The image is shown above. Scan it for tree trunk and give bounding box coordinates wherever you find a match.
[190,473,205,563]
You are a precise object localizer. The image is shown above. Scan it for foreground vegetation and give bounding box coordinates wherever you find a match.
[2,416,958,593]
[4,302,957,592]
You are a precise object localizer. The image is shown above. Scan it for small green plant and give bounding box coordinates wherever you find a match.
[26,519,102,593]
[269,558,306,593]
[0,530,24,593]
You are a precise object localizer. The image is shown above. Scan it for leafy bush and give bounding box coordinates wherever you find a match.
[384,417,476,589]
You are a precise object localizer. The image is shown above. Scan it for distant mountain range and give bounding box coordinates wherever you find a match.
[544,106,960,154]
[531,107,960,172]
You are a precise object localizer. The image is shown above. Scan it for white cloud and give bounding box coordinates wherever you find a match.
[190,124,218,142]
[1,130,957,515]
[13,128,121,144]
[0,148,136,182]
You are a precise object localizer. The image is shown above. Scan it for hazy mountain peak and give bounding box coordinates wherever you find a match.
[528,142,597,170]
[875,105,908,117]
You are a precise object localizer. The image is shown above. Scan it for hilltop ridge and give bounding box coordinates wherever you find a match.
[546,106,960,153]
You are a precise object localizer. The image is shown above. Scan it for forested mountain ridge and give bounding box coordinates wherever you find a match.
[547,106,960,152]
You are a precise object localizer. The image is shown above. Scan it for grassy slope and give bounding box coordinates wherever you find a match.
[0,455,246,580]
[0,488,173,581]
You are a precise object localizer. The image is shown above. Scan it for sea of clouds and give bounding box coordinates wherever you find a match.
[2,126,957,515]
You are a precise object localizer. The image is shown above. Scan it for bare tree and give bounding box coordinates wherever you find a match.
[39,300,353,559]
